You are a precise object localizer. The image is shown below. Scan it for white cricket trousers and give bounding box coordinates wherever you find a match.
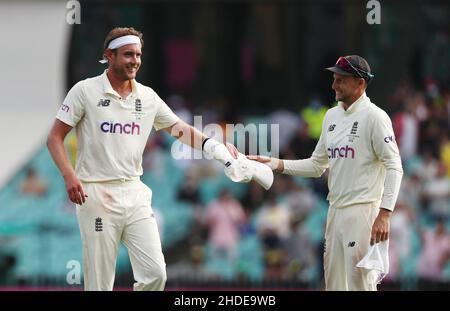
[323,202,380,291]
[76,179,166,291]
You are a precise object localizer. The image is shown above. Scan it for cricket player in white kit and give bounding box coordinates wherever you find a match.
[47,27,272,291]
[250,55,403,291]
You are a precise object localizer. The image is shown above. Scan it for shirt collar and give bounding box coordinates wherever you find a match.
[338,92,370,114]
[101,69,139,99]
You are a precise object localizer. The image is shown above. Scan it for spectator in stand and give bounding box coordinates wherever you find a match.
[386,201,414,281]
[287,123,318,160]
[419,113,444,159]
[284,214,314,282]
[255,192,292,280]
[397,171,423,213]
[268,109,303,156]
[439,133,450,178]
[392,98,419,162]
[204,190,246,263]
[241,182,267,214]
[417,218,450,282]
[416,149,439,182]
[284,177,316,220]
[177,168,201,205]
[422,162,450,220]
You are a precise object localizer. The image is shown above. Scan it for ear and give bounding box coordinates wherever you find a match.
[104,49,114,62]
[359,77,366,89]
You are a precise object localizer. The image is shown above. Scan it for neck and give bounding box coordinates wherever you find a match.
[342,91,364,110]
[107,70,132,98]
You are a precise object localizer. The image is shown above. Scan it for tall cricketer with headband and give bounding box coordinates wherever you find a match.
[250,55,403,290]
[47,27,273,291]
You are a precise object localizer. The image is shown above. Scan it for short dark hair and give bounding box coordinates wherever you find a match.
[103,27,144,50]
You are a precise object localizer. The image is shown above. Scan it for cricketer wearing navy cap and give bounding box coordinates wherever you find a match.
[326,55,374,84]
[249,54,403,291]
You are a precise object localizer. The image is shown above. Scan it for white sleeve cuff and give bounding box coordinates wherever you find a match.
[380,168,403,211]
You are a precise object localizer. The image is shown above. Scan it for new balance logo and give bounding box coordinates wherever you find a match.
[348,241,356,247]
[95,217,103,232]
[350,122,358,135]
[97,99,110,107]
[328,124,336,132]
[135,99,142,112]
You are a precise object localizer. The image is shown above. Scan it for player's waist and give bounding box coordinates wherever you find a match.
[80,176,140,184]
[329,200,381,210]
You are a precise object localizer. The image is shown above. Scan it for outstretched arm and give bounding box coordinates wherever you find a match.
[248,129,329,178]
[246,155,284,172]
[162,119,238,161]
[164,120,276,190]
[47,119,87,205]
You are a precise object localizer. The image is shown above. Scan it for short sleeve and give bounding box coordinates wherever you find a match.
[153,93,179,131]
[56,81,86,127]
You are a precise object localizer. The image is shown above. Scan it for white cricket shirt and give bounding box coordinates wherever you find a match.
[56,70,179,182]
[283,93,403,211]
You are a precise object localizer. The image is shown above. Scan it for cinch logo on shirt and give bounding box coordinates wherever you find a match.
[100,121,140,135]
[384,135,394,143]
[61,104,70,112]
[327,145,355,159]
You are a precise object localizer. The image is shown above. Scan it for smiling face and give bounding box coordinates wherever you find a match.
[331,73,366,107]
[106,43,142,81]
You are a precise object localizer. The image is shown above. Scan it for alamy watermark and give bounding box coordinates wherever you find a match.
[366,0,381,25]
[66,259,81,285]
[66,0,379,26]
[170,116,280,160]
[66,0,81,25]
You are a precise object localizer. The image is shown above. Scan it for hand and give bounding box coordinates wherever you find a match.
[247,155,283,172]
[370,208,392,245]
[64,173,88,205]
[225,142,239,159]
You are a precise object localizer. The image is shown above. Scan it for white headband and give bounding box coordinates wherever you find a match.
[99,35,141,64]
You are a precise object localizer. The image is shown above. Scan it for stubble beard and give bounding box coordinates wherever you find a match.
[112,63,138,81]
